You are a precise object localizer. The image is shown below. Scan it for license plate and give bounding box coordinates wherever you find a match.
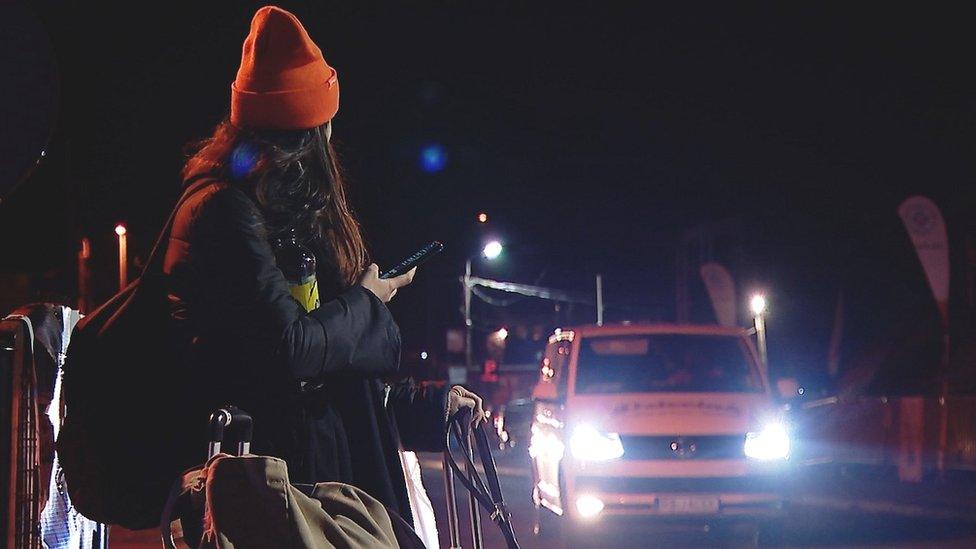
[657,496,720,514]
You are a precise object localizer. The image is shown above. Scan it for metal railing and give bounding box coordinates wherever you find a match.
[795,395,976,480]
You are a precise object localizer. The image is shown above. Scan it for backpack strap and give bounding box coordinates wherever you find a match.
[141,173,219,278]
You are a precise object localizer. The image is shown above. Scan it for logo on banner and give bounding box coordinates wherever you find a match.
[904,202,937,237]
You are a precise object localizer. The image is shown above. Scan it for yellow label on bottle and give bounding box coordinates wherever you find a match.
[289,275,320,312]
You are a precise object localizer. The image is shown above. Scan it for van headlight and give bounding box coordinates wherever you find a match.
[743,422,791,461]
[569,424,624,461]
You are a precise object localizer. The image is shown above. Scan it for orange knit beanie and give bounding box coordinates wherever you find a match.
[231,6,339,130]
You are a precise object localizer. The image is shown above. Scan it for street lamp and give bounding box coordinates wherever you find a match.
[482,240,503,260]
[115,224,128,291]
[750,294,768,374]
[464,241,503,371]
[750,294,766,316]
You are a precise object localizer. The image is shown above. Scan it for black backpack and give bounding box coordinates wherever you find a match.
[58,175,215,529]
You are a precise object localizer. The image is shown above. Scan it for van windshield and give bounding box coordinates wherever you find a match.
[574,334,763,394]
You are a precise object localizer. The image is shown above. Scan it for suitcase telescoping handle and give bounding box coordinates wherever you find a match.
[162,406,254,549]
[208,406,253,458]
[443,409,521,549]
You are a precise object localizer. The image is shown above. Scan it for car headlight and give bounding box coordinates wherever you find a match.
[743,422,790,460]
[575,495,605,518]
[529,424,564,460]
[569,424,624,461]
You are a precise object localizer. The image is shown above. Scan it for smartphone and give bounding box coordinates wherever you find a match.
[380,241,444,279]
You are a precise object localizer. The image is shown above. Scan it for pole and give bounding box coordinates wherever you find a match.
[937,330,950,476]
[443,452,461,549]
[116,225,128,291]
[77,238,91,313]
[826,290,844,378]
[676,238,689,322]
[464,258,473,371]
[754,313,767,376]
[596,274,604,326]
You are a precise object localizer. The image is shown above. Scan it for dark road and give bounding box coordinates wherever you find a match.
[417,453,976,548]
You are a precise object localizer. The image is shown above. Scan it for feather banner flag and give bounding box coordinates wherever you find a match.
[898,196,949,327]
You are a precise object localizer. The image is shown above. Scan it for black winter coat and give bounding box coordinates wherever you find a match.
[162,172,447,523]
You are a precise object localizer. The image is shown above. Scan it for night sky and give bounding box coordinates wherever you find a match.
[3,2,975,393]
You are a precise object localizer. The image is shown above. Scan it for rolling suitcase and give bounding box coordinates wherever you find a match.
[442,410,520,549]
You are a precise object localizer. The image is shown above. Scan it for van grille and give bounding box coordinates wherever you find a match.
[618,434,745,460]
[576,475,783,494]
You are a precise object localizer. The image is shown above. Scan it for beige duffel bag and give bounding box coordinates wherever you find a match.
[162,454,423,549]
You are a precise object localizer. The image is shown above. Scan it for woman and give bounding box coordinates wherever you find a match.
[164,5,483,531]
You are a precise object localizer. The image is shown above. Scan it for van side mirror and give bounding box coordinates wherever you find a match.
[776,378,800,399]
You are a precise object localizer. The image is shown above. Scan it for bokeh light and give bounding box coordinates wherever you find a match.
[419,144,447,173]
[230,142,260,179]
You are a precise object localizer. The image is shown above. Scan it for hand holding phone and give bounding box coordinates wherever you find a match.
[360,241,444,302]
[359,264,412,303]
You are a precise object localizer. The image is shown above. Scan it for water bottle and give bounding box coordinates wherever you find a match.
[273,228,320,312]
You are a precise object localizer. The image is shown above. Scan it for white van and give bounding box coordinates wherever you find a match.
[529,323,790,535]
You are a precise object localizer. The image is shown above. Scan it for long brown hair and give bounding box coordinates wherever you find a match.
[182,118,367,288]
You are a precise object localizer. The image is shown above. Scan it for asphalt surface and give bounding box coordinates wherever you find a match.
[417,452,976,548]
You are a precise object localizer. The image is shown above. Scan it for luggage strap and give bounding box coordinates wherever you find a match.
[443,410,520,549]
[142,172,218,280]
